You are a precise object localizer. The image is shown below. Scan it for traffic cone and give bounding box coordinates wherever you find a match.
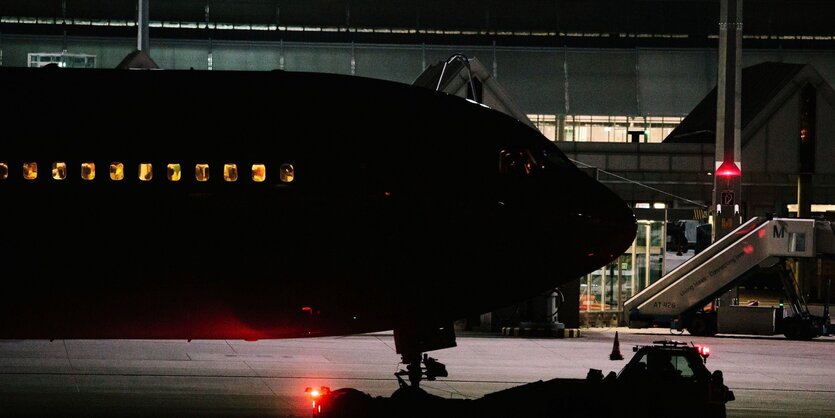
[609,331,624,360]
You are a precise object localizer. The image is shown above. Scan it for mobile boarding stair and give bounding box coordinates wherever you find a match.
[625,217,834,339]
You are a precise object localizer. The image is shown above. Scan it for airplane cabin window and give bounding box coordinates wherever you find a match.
[279,163,294,183]
[139,163,153,181]
[195,164,210,182]
[499,149,537,176]
[81,162,95,180]
[110,163,125,181]
[251,164,266,182]
[0,163,7,180]
[23,162,38,180]
[167,163,182,181]
[224,164,238,182]
[52,162,67,180]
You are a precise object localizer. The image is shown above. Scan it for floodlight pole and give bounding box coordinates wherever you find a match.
[712,0,743,241]
[138,0,150,52]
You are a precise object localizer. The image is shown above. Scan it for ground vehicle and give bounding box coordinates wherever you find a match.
[307,339,734,418]
[616,340,734,417]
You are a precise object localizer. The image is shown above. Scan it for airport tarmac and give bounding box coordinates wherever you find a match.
[0,328,832,417]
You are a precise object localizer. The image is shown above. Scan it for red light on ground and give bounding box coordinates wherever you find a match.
[302,307,313,312]
[715,160,741,178]
[758,229,766,238]
[743,244,754,254]
[587,253,595,257]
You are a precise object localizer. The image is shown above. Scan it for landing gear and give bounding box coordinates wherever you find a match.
[393,322,456,388]
[395,353,449,388]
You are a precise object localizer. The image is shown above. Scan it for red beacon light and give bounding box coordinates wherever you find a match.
[715,160,741,178]
[305,386,331,415]
[694,344,711,363]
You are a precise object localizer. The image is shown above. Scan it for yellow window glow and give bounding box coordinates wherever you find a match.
[223,164,238,182]
[0,163,8,180]
[81,162,95,180]
[280,163,294,183]
[52,162,67,180]
[251,164,266,182]
[139,163,153,181]
[110,163,124,181]
[167,163,182,181]
[195,164,210,181]
[23,162,38,180]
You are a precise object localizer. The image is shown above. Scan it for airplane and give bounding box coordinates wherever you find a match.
[0,62,636,387]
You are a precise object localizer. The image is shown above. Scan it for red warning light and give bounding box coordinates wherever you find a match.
[715,160,741,178]
[305,386,330,415]
[694,345,711,363]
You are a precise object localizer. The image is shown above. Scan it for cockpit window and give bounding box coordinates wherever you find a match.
[499,149,538,175]
[540,147,575,170]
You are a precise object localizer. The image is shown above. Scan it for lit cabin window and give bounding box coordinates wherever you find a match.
[195,164,210,181]
[224,164,238,182]
[110,163,124,181]
[23,162,38,180]
[139,163,153,181]
[167,163,182,181]
[81,162,95,180]
[251,164,266,182]
[52,162,67,180]
[0,163,8,180]
[280,163,295,183]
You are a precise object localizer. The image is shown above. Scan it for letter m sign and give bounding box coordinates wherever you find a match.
[773,225,785,238]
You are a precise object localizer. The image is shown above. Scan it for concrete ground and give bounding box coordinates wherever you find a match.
[0,328,832,417]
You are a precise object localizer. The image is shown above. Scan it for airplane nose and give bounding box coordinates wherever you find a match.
[557,171,637,272]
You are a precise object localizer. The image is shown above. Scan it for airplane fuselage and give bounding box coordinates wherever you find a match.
[0,67,636,342]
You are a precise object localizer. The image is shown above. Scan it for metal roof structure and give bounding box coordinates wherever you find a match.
[665,62,835,144]
[2,1,835,48]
